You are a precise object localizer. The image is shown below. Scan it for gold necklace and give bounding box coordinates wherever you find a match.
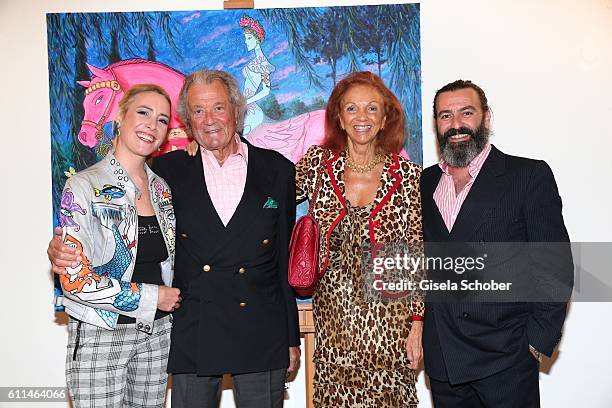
[345,150,384,173]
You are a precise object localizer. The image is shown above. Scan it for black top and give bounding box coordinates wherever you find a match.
[118,215,169,324]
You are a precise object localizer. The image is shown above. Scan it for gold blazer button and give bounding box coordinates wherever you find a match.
[203,265,211,272]
[239,302,247,307]
[238,267,246,274]
[262,239,270,245]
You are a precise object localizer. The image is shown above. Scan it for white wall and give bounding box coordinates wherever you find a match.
[1,0,610,406]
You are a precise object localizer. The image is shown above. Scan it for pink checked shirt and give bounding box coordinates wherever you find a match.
[433,144,492,232]
[200,135,248,226]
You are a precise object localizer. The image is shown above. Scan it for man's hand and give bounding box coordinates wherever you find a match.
[406,320,423,370]
[48,227,81,275]
[287,346,301,373]
[157,286,182,312]
[529,345,543,363]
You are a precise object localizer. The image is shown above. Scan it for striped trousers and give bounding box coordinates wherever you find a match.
[65,315,172,407]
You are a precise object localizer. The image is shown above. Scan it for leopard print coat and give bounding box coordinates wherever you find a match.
[295,145,425,319]
[296,145,425,407]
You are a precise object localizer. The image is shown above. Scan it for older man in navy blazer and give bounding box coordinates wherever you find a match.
[153,70,300,408]
[420,80,573,408]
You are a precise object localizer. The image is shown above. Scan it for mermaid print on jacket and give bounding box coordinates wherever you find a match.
[60,191,142,328]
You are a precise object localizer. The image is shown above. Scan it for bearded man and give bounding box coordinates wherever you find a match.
[420,80,573,408]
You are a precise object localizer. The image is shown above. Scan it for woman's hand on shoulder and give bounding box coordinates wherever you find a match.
[406,320,423,370]
[186,140,199,157]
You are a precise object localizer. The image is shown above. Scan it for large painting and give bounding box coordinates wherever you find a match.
[47,5,422,306]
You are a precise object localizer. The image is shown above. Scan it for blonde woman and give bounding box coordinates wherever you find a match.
[50,84,180,407]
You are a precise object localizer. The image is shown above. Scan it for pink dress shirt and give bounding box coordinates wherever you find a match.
[200,135,248,226]
[433,144,492,232]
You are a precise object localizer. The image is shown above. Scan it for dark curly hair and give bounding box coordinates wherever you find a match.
[433,79,489,117]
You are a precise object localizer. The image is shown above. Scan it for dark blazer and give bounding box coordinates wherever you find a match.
[421,145,573,385]
[153,139,300,376]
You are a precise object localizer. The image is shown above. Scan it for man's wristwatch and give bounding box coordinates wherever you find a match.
[529,345,542,363]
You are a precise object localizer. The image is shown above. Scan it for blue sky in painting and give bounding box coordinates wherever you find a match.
[165,9,336,104]
[49,4,422,222]
[81,9,396,107]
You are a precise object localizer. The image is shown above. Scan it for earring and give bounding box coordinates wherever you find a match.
[113,121,121,138]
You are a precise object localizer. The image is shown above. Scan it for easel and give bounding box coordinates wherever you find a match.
[223,1,316,405]
[223,0,254,9]
[298,302,315,408]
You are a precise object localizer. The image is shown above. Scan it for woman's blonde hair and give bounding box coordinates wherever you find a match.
[117,84,172,120]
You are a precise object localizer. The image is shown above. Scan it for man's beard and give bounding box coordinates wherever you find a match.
[437,119,489,167]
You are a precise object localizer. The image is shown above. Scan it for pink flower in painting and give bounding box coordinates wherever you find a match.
[239,16,265,42]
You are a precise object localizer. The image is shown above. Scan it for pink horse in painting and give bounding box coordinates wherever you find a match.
[77,59,188,156]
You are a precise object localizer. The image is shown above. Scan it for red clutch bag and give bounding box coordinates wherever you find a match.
[288,149,329,297]
[288,213,320,296]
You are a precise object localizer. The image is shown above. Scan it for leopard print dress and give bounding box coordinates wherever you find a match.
[312,201,418,407]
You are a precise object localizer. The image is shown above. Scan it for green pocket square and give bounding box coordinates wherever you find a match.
[263,197,279,209]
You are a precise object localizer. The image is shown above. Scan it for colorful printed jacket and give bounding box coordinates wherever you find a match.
[57,153,176,333]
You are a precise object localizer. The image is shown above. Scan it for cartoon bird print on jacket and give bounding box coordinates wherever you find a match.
[93,184,126,201]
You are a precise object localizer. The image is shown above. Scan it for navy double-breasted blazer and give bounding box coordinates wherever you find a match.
[153,139,300,376]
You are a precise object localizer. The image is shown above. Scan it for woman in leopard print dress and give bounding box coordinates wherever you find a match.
[296,72,424,407]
